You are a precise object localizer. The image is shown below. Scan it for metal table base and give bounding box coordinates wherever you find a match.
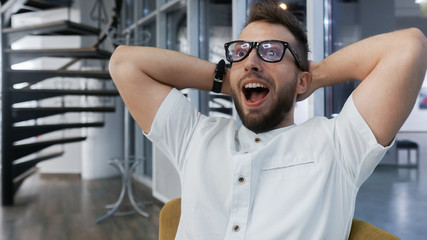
[96,157,151,223]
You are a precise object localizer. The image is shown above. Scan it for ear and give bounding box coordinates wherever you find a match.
[295,71,311,95]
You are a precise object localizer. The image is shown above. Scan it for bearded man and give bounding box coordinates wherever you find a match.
[110,1,427,239]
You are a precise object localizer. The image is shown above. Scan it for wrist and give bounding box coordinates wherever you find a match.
[220,68,231,95]
[212,59,225,93]
[309,61,326,89]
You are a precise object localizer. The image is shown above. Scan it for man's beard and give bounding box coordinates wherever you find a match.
[232,73,297,134]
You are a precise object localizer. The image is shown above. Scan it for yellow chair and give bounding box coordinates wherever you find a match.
[159,198,182,240]
[159,198,400,240]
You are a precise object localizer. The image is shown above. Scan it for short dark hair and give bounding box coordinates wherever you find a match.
[246,0,309,71]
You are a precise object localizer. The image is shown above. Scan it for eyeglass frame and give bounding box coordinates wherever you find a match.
[224,40,304,70]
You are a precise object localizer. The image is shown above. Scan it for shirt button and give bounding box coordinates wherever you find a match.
[233,225,240,232]
[238,176,245,184]
[255,137,261,143]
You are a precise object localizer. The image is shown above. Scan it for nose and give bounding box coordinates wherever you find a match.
[243,47,262,72]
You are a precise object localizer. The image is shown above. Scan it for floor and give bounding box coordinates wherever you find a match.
[0,174,161,240]
[354,133,427,239]
[355,165,426,239]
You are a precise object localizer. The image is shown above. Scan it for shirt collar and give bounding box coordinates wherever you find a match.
[236,124,296,152]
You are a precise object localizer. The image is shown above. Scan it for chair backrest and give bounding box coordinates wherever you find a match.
[159,198,400,240]
[349,218,400,240]
[159,198,181,240]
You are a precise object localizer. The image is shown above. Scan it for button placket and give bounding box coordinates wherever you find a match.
[225,154,251,240]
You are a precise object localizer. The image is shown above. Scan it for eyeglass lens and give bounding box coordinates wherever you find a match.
[226,41,286,63]
[258,42,285,62]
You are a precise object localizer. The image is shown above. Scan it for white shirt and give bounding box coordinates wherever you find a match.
[146,88,392,240]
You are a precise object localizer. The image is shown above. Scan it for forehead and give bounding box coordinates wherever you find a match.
[239,21,296,44]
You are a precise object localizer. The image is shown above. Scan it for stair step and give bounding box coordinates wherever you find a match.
[11,88,119,103]
[1,1,72,29]
[5,47,111,57]
[1,0,71,14]
[8,69,111,84]
[209,107,233,115]
[19,0,72,10]
[3,19,99,35]
[13,136,86,160]
[12,106,115,122]
[12,151,64,180]
[3,20,99,43]
[209,95,233,115]
[12,151,64,194]
[5,47,111,64]
[13,122,104,141]
[13,167,37,196]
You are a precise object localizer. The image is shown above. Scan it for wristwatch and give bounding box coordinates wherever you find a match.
[212,59,225,93]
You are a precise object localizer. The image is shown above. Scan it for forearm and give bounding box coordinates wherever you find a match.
[110,45,231,94]
[109,45,231,133]
[311,28,427,89]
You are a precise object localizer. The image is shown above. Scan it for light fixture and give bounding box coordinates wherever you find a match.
[416,0,427,4]
[279,3,288,10]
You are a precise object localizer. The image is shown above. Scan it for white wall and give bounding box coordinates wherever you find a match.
[81,100,124,179]
[295,0,325,124]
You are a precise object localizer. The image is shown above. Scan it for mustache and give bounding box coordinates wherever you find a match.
[239,72,274,88]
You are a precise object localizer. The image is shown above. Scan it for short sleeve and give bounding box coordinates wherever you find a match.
[144,88,201,171]
[334,94,394,187]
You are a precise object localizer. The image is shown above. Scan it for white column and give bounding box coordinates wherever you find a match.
[307,0,325,118]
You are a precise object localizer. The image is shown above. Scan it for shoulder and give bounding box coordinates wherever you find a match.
[196,115,237,135]
[296,116,334,133]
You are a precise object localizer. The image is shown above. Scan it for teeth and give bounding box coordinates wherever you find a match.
[244,83,267,88]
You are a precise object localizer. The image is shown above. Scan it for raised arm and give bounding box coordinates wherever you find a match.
[308,28,427,146]
[109,46,230,133]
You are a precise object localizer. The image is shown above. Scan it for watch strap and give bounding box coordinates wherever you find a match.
[212,59,225,93]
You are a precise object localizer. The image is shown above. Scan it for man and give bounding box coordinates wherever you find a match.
[110,1,427,239]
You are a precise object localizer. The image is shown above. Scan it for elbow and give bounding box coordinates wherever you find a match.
[109,45,127,82]
[415,29,427,67]
[410,27,427,46]
[406,28,427,60]
[405,28,427,87]
[109,45,150,85]
[110,45,126,66]
[398,28,427,71]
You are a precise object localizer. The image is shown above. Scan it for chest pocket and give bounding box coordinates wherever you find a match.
[261,156,315,174]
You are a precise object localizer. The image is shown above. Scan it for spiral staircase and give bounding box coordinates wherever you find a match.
[1,0,121,206]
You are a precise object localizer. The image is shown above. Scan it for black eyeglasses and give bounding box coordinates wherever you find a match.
[224,40,303,70]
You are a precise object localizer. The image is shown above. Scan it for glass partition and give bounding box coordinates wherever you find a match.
[140,0,157,18]
[166,4,187,52]
[124,0,134,28]
[201,0,233,117]
[324,0,427,118]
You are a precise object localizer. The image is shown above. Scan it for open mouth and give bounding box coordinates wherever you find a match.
[243,82,270,105]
